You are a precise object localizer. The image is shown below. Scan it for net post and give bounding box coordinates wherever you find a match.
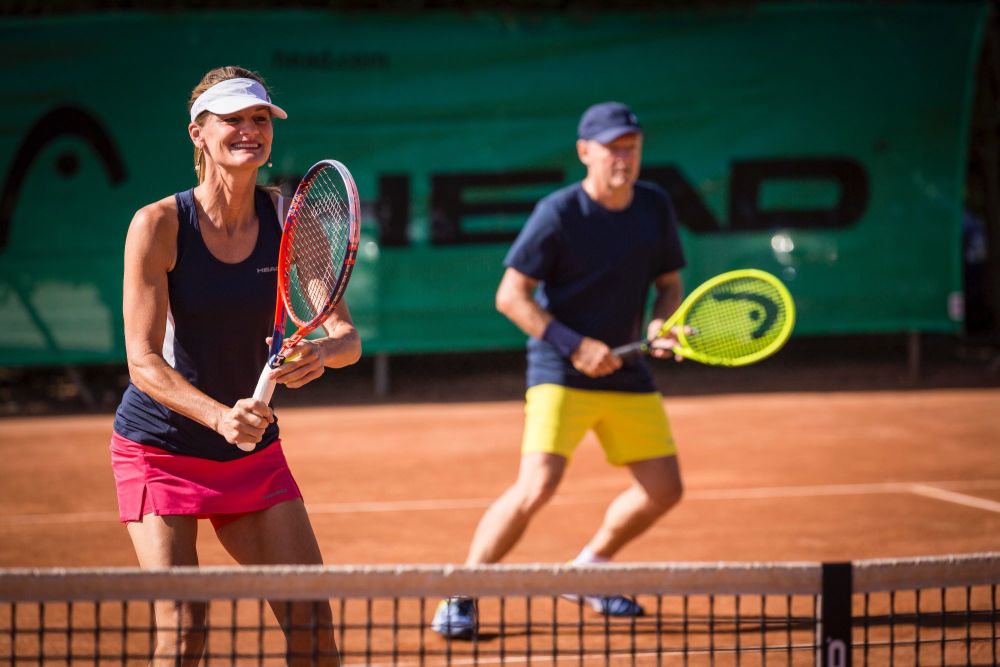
[820,562,852,667]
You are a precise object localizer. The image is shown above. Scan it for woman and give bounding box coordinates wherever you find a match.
[111,66,358,665]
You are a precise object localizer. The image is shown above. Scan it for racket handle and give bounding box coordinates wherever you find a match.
[238,363,276,453]
[611,340,650,357]
[253,362,277,405]
[244,352,298,451]
[252,350,295,408]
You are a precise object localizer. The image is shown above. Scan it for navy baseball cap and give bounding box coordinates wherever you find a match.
[577,102,642,143]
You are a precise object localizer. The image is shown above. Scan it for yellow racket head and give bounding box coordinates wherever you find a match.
[673,269,796,366]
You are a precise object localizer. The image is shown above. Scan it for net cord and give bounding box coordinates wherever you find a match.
[1,553,997,603]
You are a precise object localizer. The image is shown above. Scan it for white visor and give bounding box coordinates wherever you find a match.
[189,77,288,123]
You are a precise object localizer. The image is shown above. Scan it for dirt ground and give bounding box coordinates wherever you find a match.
[0,333,998,664]
[0,333,998,569]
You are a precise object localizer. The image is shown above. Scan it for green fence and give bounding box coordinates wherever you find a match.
[0,2,987,366]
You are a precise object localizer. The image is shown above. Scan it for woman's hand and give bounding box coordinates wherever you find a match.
[269,339,327,389]
[216,398,274,447]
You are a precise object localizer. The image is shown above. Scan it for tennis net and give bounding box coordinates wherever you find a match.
[0,552,996,665]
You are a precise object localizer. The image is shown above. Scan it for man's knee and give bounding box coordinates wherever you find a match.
[513,454,566,513]
[655,479,683,510]
[628,455,683,512]
[516,476,560,513]
[643,476,683,513]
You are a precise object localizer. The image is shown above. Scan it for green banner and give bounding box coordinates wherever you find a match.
[0,3,987,365]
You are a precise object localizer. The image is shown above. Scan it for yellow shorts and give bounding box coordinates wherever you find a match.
[521,383,677,466]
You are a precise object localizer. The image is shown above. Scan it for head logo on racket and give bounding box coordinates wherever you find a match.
[613,269,795,367]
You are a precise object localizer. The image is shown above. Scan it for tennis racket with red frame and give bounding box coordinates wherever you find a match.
[244,159,360,449]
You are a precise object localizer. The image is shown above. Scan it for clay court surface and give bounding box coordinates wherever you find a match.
[1,339,998,569]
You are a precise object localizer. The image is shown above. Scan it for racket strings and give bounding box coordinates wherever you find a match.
[285,167,354,324]
[681,278,791,362]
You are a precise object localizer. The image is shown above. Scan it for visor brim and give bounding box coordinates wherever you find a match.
[194,96,288,121]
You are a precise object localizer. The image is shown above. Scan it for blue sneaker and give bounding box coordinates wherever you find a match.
[563,593,645,617]
[587,595,645,617]
[431,597,478,638]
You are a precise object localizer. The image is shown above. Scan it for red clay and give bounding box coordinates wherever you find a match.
[1,388,998,568]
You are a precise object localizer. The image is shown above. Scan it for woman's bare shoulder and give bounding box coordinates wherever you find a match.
[125,194,181,269]
[131,194,180,230]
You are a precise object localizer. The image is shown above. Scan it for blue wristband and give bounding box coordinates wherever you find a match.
[542,320,584,358]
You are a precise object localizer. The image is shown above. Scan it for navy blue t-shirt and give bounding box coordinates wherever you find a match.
[113,188,282,461]
[504,181,685,393]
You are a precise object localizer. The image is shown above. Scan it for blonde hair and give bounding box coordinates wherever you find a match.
[188,66,271,183]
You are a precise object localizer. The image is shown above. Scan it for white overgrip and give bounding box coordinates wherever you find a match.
[241,362,277,452]
[252,361,276,405]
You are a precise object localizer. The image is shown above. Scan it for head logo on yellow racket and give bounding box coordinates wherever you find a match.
[613,269,795,367]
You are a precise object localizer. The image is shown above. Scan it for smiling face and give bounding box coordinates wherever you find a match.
[189,105,273,178]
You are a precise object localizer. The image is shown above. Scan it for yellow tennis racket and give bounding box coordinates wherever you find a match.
[612,269,795,367]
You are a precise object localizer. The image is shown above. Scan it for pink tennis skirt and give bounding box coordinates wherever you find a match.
[110,432,303,530]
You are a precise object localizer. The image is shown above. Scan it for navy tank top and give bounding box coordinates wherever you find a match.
[113,188,282,461]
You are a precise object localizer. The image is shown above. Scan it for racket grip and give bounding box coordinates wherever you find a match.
[611,340,650,357]
[238,363,276,453]
[253,362,277,405]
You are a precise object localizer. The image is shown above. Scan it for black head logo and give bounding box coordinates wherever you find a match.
[711,290,780,339]
[0,106,127,251]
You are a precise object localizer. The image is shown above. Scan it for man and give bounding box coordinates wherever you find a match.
[432,101,686,638]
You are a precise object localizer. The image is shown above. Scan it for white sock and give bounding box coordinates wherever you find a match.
[573,546,609,565]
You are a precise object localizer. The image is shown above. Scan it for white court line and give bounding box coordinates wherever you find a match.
[3,480,1000,526]
[309,479,1000,513]
[905,483,1000,514]
[308,498,494,514]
